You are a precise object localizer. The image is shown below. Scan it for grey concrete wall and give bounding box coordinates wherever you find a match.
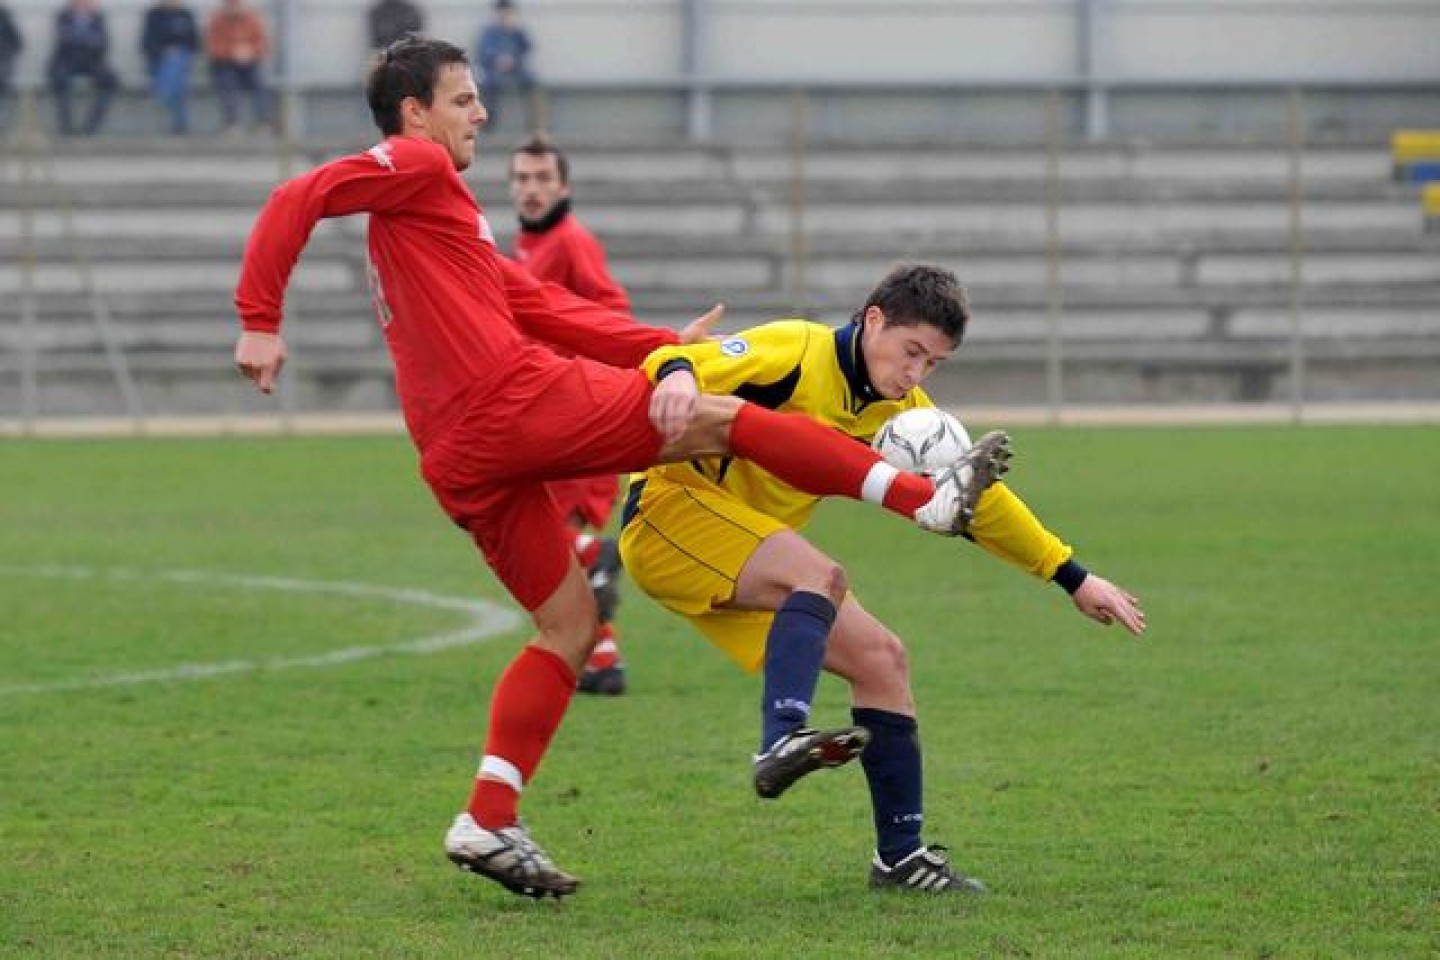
[5,0,1437,88]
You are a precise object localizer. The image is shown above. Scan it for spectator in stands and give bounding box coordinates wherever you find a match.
[205,0,270,138]
[47,0,118,136]
[476,0,535,132]
[368,0,424,58]
[0,3,21,130]
[0,4,19,92]
[141,0,199,135]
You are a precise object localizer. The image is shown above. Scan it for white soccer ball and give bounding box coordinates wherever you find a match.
[871,407,972,474]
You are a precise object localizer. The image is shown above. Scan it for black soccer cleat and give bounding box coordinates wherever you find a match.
[576,662,627,696]
[869,844,987,895]
[753,726,870,799]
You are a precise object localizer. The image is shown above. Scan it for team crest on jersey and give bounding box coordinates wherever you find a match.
[477,213,496,246]
[366,143,396,171]
[720,337,749,357]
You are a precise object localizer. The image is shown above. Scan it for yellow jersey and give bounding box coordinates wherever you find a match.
[638,319,1074,582]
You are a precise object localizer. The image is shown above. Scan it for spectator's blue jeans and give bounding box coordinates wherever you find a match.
[152,48,193,134]
[211,60,270,129]
[481,68,535,130]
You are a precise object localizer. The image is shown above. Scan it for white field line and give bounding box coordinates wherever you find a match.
[0,565,523,697]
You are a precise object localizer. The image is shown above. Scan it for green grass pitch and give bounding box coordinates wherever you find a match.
[2,425,1436,957]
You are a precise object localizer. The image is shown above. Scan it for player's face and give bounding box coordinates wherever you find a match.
[410,64,486,171]
[860,308,956,400]
[509,152,570,221]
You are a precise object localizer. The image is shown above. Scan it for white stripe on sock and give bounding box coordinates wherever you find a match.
[861,461,899,505]
[479,755,524,792]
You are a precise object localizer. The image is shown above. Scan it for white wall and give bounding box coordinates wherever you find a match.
[5,0,1437,87]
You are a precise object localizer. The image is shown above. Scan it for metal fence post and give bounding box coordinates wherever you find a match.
[16,89,39,434]
[1044,89,1065,423]
[788,87,810,316]
[1286,86,1306,423]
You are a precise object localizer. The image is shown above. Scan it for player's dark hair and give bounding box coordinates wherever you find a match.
[511,132,570,184]
[853,264,970,345]
[366,35,470,136]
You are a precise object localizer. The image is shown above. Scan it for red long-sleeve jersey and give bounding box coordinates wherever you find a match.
[234,136,675,448]
[514,213,631,314]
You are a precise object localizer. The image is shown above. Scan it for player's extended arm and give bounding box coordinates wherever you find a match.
[969,483,1145,636]
[233,140,441,393]
[499,256,679,367]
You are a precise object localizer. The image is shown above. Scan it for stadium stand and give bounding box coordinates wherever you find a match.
[2,135,1438,419]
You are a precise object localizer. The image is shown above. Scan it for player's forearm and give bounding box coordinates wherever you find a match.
[969,483,1075,581]
[234,180,325,333]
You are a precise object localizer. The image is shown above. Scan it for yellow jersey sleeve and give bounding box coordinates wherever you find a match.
[641,320,812,394]
[968,482,1074,581]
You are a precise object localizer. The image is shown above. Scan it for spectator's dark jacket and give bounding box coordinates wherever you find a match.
[141,4,199,75]
[369,0,422,50]
[477,22,530,78]
[49,7,110,76]
[0,5,23,87]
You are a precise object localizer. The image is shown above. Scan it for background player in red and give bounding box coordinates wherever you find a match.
[509,132,631,695]
[232,36,1011,900]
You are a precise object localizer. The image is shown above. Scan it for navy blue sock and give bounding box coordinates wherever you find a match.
[852,706,924,865]
[760,591,836,752]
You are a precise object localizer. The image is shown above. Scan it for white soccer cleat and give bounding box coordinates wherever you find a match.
[444,813,580,899]
[912,430,1013,536]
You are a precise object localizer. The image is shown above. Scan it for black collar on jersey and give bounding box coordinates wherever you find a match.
[833,320,881,409]
[518,196,572,234]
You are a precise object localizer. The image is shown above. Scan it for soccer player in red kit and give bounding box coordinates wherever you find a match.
[232,36,1012,900]
[510,133,631,696]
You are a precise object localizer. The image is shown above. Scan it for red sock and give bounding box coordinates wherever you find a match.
[729,403,935,517]
[572,533,601,569]
[467,645,577,829]
[584,623,620,672]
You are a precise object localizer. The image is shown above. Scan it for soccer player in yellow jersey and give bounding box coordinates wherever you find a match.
[621,264,1146,894]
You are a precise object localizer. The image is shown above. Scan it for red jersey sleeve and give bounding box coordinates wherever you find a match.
[498,256,677,367]
[234,138,449,333]
[564,230,631,314]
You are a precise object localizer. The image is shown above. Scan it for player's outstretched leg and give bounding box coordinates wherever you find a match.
[913,430,1013,536]
[753,726,871,799]
[445,813,580,899]
[869,844,987,895]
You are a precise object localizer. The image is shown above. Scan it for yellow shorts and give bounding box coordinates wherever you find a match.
[618,479,788,674]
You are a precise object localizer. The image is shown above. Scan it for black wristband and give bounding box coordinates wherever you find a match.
[1052,558,1089,595]
[655,357,696,382]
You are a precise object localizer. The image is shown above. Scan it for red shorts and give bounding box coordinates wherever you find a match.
[547,475,621,530]
[420,356,662,611]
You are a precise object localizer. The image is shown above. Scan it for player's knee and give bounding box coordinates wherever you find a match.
[795,557,847,609]
[866,630,909,684]
[821,561,849,609]
[680,394,744,455]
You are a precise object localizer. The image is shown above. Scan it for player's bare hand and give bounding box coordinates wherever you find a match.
[235,331,287,395]
[1072,574,1146,636]
[679,304,725,344]
[650,368,699,444]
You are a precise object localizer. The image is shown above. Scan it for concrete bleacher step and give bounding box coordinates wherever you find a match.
[3,137,1435,410]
